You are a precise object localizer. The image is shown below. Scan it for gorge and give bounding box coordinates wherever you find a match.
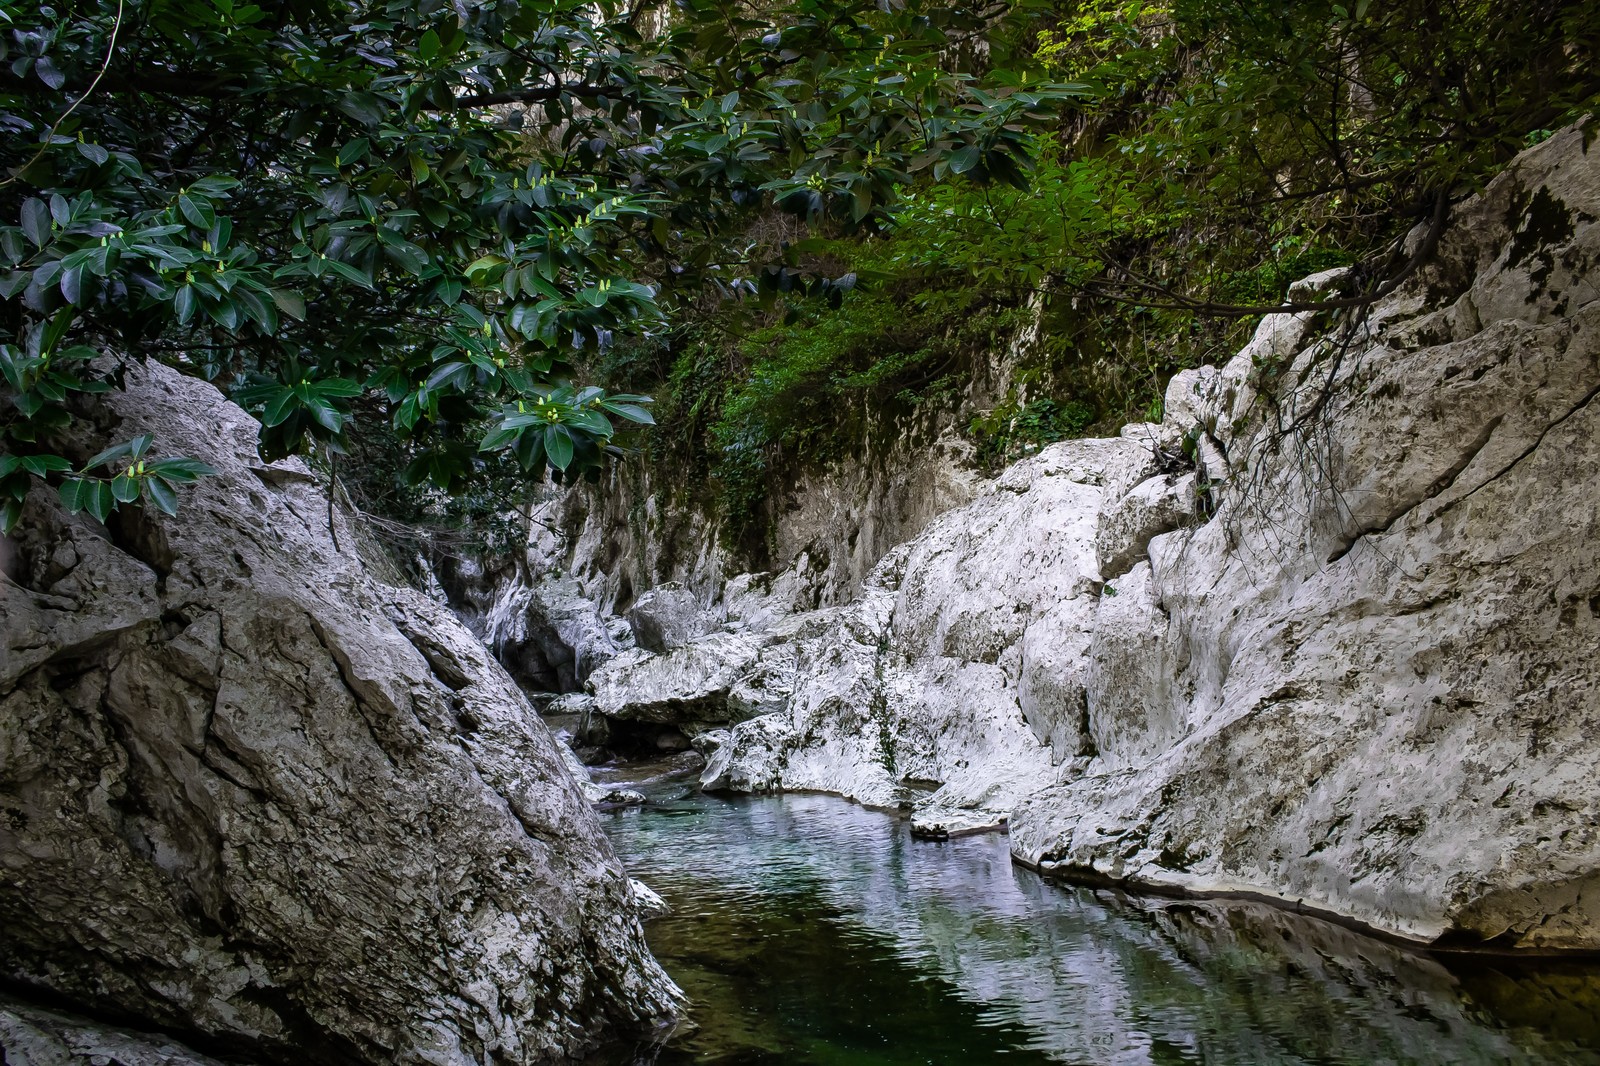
[5,4,1600,1064]
[483,124,1600,954]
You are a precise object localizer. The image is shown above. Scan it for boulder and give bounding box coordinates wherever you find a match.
[587,631,766,724]
[624,582,715,652]
[0,362,680,1064]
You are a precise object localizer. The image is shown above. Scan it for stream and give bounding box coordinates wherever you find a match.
[584,759,1600,1066]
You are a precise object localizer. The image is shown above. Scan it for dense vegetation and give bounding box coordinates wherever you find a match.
[595,0,1600,552]
[0,0,1077,534]
[2,0,1596,554]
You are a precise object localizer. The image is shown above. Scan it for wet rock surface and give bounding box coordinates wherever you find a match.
[0,363,680,1063]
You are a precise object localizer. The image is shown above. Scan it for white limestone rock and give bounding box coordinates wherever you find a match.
[697,440,1152,821]
[474,573,624,692]
[625,582,716,652]
[1009,123,1600,950]
[909,807,1011,840]
[0,363,681,1064]
[692,123,1600,950]
[587,630,767,724]
[628,880,671,920]
[1094,472,1198,581]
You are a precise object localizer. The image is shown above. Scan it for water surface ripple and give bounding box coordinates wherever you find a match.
[595,787,1600,1065]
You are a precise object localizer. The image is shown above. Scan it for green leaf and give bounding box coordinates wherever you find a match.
[174,285,198,325]
[20,453,72,476]
[111,473,141,503]
[261,389,298,427]
[145,476,179,515]
[337,138,371,166]
[20,198,50,248]
[464,254,507,280]
[188,177,240,195]
[313,378,362,399]
[144,457,215,481]
[84,434,151,471]
[178,193,215,229]
[270,288,307,321]
[544,424,574,469]
[58,478,94,514]
[59,263,84,304]
[479,423,521,451]
[305,398,344,434]
[321,258,375,289]
[564,408,613,436]
[600,401,655,425]
[85,480,115,522]
[947,145,982,175]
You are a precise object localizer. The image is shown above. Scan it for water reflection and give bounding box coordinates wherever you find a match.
[593,788,1600,1065]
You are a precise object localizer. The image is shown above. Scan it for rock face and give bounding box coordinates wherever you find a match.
[1010,123,1600,949]
[527,388,997,621]
[0,363,681,1063]
[597,124,1600,949]
[625,582,716,653]
[0,995,232,1066]
[692,436,1154,835]
[458,568,628,694]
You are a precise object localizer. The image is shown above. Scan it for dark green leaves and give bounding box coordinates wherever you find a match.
[59,477,115,522]
[234,372,363,458]
[0,0,1097,522]
[20,199,50,248]
[0,431,213,533]
[478,387,654,474]
[544,424,574,470]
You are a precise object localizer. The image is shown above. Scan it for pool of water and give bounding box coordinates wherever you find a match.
[590,775,1600,1066]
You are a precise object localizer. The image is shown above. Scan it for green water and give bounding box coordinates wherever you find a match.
[591,779,1600,1066]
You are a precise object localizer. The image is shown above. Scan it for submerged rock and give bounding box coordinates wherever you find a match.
[628,880,672,920]
[606,123,1600,950]
[0,363,681,1063]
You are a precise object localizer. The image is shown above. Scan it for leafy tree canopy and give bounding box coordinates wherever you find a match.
[0,0,1081,532]
[611,0,1600,554]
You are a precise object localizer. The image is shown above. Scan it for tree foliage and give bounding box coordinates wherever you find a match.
[0,0,1082,533]
[581,0,1599,554]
